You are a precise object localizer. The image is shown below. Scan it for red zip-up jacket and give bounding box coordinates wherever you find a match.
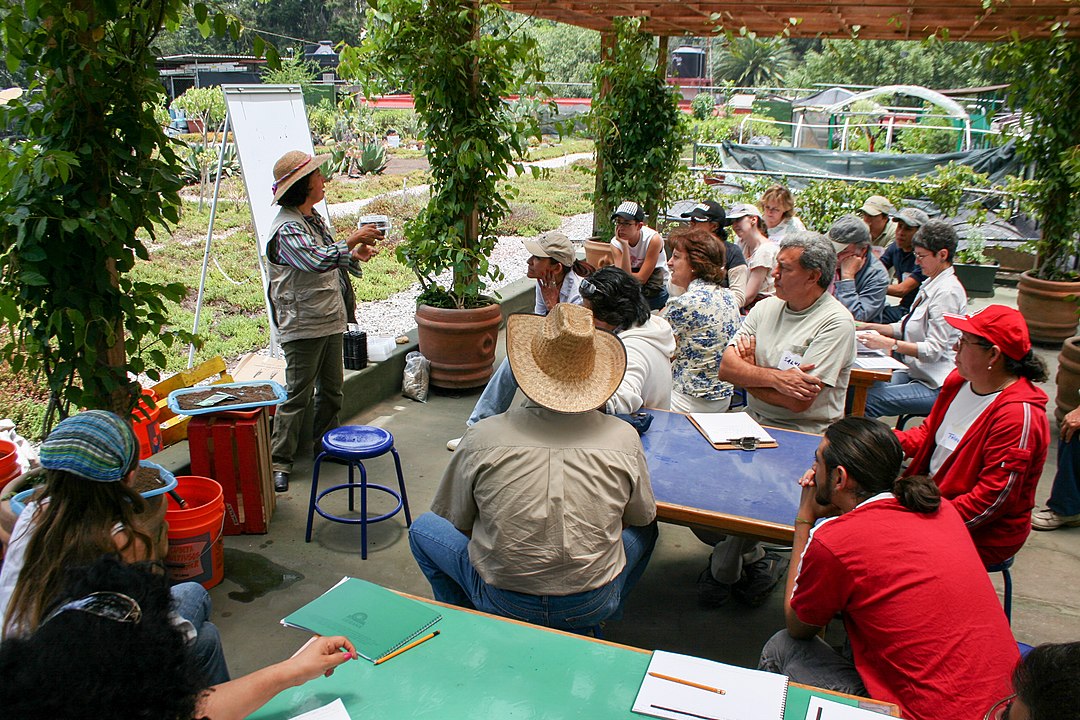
[895,370,1049,566]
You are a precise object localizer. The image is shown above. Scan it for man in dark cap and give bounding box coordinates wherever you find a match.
[680,200,749,306]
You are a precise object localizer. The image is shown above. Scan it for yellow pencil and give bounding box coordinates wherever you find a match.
[374,630,440,665]
[648,671,726,695]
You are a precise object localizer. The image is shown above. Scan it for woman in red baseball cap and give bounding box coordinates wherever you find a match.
[894,304,1050,566]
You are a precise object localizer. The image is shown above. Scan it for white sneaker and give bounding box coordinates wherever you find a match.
[1032,506,1080,531]
[446,437,461,452]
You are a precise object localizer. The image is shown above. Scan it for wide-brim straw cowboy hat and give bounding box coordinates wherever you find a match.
[506,304,626,413]
[271,150,332,204]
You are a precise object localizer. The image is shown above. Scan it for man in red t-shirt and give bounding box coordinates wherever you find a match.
[760,417,1018,720]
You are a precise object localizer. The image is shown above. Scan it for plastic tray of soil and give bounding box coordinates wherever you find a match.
[167,380,287,416]
[10,460,177,516]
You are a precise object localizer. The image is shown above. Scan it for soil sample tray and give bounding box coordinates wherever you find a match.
[168,380,287,417]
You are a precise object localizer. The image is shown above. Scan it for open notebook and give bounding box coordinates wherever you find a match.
[281,577,442,663]
[633,650,789,720]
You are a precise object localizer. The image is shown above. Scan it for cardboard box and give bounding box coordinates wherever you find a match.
[233,353,287,384]
[188,408,275,535]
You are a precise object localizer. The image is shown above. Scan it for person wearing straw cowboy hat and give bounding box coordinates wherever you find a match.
[409,304,658,632]
[266,150,382,493]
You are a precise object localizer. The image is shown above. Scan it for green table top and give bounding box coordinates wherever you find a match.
[252,595,892,720]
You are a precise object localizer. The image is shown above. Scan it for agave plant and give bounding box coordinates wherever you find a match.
[355,141,387,175]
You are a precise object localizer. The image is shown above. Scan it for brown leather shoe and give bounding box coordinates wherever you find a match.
[273,471,289,492]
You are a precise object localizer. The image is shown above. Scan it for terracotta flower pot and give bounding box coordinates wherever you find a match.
[584,239,614,269]
[415,302,502,389]
[1017,270,1080,345]
[1055,335,1080,423]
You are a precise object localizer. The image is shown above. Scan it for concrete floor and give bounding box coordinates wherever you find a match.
[212,285,1080,682]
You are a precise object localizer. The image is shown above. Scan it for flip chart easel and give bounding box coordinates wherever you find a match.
[188,84,328,365]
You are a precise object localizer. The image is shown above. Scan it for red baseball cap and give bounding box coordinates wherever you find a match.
[943,305,1031,361]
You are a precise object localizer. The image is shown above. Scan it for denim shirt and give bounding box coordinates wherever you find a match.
[662,279,741,401]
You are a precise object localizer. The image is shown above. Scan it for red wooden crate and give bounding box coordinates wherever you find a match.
[188,408,275,535]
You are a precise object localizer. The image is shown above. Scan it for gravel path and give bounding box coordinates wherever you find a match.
[351,211,594,337]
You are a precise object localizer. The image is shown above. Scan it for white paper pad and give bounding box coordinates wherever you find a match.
[852,349,907,371]
[688,412,776,446]
[633,650,788,720]
[289,698,352,720]
[804,696,891,720]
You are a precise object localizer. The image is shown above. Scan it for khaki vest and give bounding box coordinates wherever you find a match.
[266,207,347,344]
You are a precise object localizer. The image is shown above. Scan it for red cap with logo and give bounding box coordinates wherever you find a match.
[943,305,1031,361]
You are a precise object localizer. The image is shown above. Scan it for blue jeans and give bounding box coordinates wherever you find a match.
[863,370,939,419]
[879,304,909,323]
[409,512,658,632]
[1050,435,1080,516]
[759,630,867,697]
[171,582,230,685]
[645,288,669,311]
[467,357,519,427]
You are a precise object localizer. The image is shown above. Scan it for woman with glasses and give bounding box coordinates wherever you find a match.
[0,411,229,684]
[984,641,1080,720]
[853,221,968,418]
[661,225,741,413]
[895,305,1050,566]
[0,556,356,720]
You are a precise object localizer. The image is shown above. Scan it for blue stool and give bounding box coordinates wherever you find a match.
[986,556,1015,624]
[305,426,411,559]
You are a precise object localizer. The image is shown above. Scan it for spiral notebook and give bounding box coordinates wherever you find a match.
[281,577,442,663]
[633,650,789,720]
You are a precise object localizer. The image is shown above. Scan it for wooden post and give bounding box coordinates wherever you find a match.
[592,30,616,238]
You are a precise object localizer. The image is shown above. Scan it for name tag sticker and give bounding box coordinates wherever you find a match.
[778,350,804,371]
[940,429,962,451]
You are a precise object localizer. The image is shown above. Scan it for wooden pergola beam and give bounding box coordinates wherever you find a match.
[503,0,1080,40]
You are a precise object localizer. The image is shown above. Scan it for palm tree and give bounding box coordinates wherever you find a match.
[712,36,794,87]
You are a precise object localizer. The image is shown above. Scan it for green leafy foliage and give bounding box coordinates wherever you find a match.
[989,27,1080,280]
[690,93,716,121]
[260,52,321,89]
[339,0,550,308]
[0,0,250,424]
[590,17,689,239]
[691,114,785,165]
[712,34,793,87]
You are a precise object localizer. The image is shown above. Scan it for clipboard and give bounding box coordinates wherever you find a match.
[687,412,779,451]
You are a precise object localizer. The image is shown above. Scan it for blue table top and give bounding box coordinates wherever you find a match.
[641,410,822,543]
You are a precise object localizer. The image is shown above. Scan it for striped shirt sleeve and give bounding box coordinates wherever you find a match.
[274,221,351,274]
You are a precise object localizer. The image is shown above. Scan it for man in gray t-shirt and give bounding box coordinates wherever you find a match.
[699,231,855,609]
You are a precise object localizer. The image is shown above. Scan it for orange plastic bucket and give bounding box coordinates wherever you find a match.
[165,476,225,590]
[0,439,20,494]
[132,388,162,459]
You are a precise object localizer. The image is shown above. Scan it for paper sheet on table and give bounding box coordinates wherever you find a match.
[688,411,776,446]
[804,696,890,720]
[632,650,788,720]
[853,349,907,371]
[289,698,352,720]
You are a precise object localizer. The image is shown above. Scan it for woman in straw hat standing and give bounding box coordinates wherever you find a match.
[266,150,382,492]
[0,411,229,684]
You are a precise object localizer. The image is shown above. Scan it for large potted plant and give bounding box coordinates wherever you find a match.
[990,30,1080,344]
[341,0,548,388]
[588,17,688,261]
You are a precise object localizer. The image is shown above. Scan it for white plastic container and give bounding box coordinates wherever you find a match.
[367,336,396,362]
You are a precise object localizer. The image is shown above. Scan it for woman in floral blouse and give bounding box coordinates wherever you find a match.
[662,225,742,413]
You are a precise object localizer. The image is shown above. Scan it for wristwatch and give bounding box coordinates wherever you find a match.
[891,341,900,353]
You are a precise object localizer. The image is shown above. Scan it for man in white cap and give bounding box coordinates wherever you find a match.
[829,214,890,322]
[859,195,897,248]
[879,207,931,322]
[410,304,658,632]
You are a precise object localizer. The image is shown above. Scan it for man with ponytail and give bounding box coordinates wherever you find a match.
[760,417,1018,720]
